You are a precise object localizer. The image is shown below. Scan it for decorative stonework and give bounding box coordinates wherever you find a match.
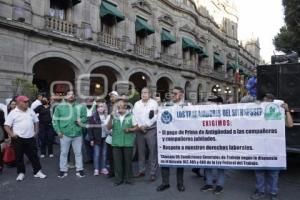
[158,14,175,27]
[131,0,152,15]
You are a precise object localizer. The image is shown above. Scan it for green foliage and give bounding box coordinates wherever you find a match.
[127,89,140,106]
[273,0,300,54]
[11,77,38,100]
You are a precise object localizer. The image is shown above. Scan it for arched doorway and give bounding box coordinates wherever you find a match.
[129,72,149,94]
[32,58,76,96]
[90,66,119,98]
[156,77,173,102]
[185,81,192,101]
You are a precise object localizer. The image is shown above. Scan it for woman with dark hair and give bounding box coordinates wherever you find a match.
[107,99,138,186]
[87,99,110,176]
[8,100,17,114]
[34,97,55,158]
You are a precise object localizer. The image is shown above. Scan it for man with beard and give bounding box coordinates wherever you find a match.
[53,91,87,178]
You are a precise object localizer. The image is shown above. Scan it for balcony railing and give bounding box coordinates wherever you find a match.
[134,44,154,58]
[211,70,226,79]
[45,16,76,35]
[183,59,197,70]
[161,54,179,66]
[199,65,211,75]
[98,32,121,49]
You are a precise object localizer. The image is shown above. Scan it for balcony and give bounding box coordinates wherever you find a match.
[183,60,197,70]
[161,54,179,66]
[98,32,121,49]
[45,16,76,36]
[199,65,211,75]
[134,44,154,58]
[211,70,226,80]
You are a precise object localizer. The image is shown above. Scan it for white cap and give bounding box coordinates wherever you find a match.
[109,91,119,96]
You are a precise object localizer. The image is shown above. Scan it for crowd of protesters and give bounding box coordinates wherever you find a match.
[0,83,293,200]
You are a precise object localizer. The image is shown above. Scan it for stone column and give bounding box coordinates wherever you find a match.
[75,76,90,100]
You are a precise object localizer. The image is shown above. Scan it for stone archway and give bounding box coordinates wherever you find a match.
[89,66,120,98]
[32,57,76,96]
[129,72,150,94]
[156,77,173,102]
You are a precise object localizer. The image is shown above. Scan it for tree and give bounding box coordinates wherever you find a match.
[11,77,38,100]
[273,0,300,54]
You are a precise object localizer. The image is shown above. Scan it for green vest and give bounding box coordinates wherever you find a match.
[112,113,135,147]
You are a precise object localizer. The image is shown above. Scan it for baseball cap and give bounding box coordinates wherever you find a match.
[109,91,119,96]
[16,95,29,102]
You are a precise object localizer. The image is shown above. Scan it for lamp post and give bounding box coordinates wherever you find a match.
[224,86,232,102]
[212,84,222,96]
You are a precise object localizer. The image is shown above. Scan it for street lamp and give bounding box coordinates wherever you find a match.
[224,87,231,94]
[212,84,222,95]
[95,83,101,89]
[224,86,232,102]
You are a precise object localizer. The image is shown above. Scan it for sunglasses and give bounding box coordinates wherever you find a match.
[22,101,29,103]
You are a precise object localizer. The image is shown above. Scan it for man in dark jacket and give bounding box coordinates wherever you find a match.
[157,87,187,192]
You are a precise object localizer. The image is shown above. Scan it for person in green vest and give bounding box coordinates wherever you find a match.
[107,99,138,186]
[52,91,87,178]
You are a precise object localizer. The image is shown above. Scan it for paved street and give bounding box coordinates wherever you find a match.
[1,147,300,200]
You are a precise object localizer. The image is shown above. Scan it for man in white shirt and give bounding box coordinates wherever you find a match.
[4,95,47,181]
[132,87,158,181]
[30,94,43,111]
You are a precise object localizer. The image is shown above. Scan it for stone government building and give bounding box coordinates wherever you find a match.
[0,0,260,103]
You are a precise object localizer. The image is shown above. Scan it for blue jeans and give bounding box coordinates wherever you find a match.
[205,169,225,186]
[59,135,83,172]
[255,170,280,194]
[93,139,107,170]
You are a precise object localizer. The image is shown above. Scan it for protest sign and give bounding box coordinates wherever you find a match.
[157,102,286,170]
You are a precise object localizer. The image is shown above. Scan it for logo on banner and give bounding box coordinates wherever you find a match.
[264,103,282,120]
[161,111,173,124]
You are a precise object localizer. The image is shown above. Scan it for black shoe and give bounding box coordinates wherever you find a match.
[125,181,134,185]
[192,168,202,177]
[107,173,115,178]
[177,184,185,192]
[113,181,123,186]
[251,191,265,200]
[271,193,278,200]
[214,185,223,195]
[57,171,68,178]
[76,170,85,178]
[201,184,213,192]
[156,184,170,192]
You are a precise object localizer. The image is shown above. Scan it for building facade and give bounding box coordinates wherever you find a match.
[0,0,260,103]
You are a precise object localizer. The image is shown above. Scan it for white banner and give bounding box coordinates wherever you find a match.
[157,102,286,170]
